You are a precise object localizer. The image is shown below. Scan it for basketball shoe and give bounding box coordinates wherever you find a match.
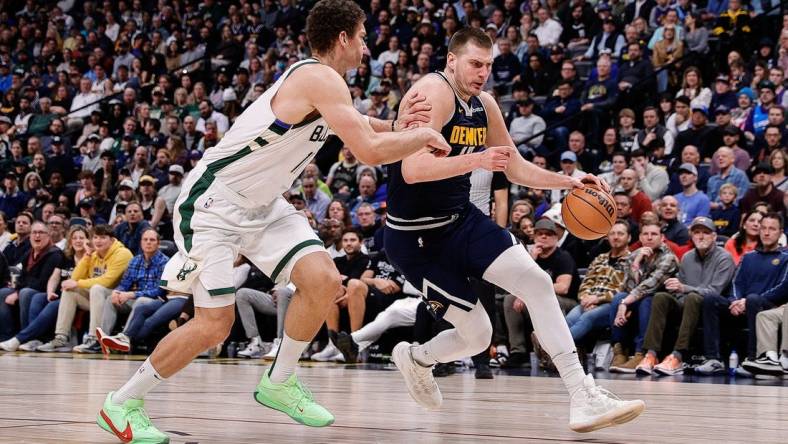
[96,392,169,443]
[569,375,646,433]
[254,371,334,427]
[391,342,442,410]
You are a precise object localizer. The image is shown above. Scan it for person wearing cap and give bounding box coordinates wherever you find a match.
[113,202,152,256]
[740,162,786,214]
[581,17,625,61]
[551,151,586,204]
[80,133,103,174]
[731,87,755,127]
[158,165,185,215]
[137,175,167,231]
[635,216,735,376]
[744,80,778,139]
[109,179,137,224]
[710,75,737,112]
[674,105,713,156]
[509,98,545,155]
[504,217,580,366]
[674,162,711,225]
[0,171,28,219]
[78,197,108,226]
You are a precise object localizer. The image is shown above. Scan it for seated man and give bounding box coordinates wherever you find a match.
[743,302,788,376]
[95,228,169,353]
[565,220,630,344]
[635,217,735,376]
[113,202,151,255]
[36,225,132,353]
[609,221,679,373]
[354,202,382,253]
[311,229,370,362]
[334,249,409,362]
[2,211,33,265]
[235,283,294,359]
[658,195,689,245]
[503,218,579,367]
[698,212,788,375]
[0,221,63,344]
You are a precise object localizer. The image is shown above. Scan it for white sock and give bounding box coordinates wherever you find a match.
[483,246,586,396]
[780,352,788,367]
[553,350,587,396]
[268,331,309,384]
[112,358,164,405]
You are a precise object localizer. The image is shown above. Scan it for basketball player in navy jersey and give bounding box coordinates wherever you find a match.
[385,27,645,433]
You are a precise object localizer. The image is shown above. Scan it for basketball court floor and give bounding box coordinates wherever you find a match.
[0,353,785,443]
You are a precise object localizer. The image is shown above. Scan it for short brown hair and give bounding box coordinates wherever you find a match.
[306,0,366,55]
[448,26,492,55]
[92,224,115,238]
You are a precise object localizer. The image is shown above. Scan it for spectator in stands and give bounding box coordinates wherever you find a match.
[675,106,714,158]
[666,96,691,138]
[37,225,132,353]
[636,217,736,375]
[699,213,787,374]
[740,163,786,214]
[710,183,741,237]
[652,25,683,93]
[708,147,751,207]
[312,229,370,361]
[633,108,674,159]
[770,150,788,192]
[565,220,630,343]
[609,220,679,373]
[0,212,10,252]
[326,146,360,196]
[580,55,618,143]
[725,209,765,265]
[509,98,545,156]
[491,37,521,95]
[0,172,27,219]
[3,211,33,265]
[659,195,690,245]
[113,203,151,256]
[196,100,229,135]
[158,165,184,215]
[47,214,67,250]
[534,7,563,47]
[600,151,628,188]
[743,298,788,376]
[618,169,653,222]
[708,125,751,175]
[674,163,711,225]
[551,151,585,204]
[138,176,167,230]
[0,226,91,352]
[744,80,778,140]
[630,148,669,200]
[582,17,625,60]
[504,218,578,367]
[0,221,63,342]
[676,67,712,110]
[354,203,381,253]
[567,131,600,175]
[541,80,580,152]
[96,229,171,354]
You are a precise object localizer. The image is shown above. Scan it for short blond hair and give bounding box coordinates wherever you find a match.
[719,183,738,197]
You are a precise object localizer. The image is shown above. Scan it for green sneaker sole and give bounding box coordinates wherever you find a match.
[95,411,170,444]
[253,390,334,427]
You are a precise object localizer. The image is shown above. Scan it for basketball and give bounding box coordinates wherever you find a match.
[561,185,617,240]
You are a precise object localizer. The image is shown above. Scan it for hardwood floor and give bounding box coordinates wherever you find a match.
[0,354,785,443]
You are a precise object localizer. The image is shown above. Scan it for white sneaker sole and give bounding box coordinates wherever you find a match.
[391,342,442,410]
[570,400,646,433]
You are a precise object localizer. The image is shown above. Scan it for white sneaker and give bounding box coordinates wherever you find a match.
[569,375,645,433]
[391,342,442,410]
[263,338,281,361]
[238,337,264,359]
[311,341,340,362]
[18,340,42,352]
[0,337,20,352]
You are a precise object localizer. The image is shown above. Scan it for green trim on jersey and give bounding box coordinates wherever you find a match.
[270,239,325,282]
[208,287,236,296]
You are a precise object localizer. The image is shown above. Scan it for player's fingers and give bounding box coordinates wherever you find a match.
[406,92,426,108]
[407,101,432,113]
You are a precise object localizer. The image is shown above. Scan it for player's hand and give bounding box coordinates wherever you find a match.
[479,146,512,171]
[396,92,432,130]
[418,127,451,157]
[570,174,610,193]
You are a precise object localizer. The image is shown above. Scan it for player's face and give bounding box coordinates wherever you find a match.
[346,22,368,67]
[449,44,493,97]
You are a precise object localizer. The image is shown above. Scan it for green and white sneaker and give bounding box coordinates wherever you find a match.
[254,371,334,427]
[96,392,169,443]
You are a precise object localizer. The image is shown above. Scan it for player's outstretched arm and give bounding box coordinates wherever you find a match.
[301,66,450,164]
[478,92,608,192]
[367,93,433,133]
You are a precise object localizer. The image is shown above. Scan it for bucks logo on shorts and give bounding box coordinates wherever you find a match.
[177,261,198,281]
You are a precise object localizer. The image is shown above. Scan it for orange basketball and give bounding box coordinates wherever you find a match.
[560,185,616,240]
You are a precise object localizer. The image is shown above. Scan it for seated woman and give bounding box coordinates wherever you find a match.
[0,226,91,351]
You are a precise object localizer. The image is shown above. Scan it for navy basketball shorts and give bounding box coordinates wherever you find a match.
[384,205,518,319]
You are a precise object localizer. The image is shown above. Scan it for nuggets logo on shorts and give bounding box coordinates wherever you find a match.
[427,300,444,314]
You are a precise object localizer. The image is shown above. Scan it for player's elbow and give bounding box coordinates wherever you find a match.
[348,144,384,166]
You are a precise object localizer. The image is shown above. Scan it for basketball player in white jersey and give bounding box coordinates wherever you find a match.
[95,1,451,441]
[385,28,645,433]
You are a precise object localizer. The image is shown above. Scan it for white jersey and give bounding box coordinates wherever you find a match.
[197,58,332,207]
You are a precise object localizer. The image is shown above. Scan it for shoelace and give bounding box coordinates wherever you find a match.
[127,406,152,429]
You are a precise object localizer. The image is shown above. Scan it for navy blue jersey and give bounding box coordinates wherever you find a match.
[386,72,488,227]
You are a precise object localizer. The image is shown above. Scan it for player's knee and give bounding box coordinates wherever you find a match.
[467,316,493,353]
[303,267,342,302]
[195,306,236,345]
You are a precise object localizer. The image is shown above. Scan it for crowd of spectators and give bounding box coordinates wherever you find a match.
[0,0,786,380]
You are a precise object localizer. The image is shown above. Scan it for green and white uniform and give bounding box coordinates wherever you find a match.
[160,58,330,308]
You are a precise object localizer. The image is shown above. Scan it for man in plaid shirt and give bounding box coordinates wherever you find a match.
[608,219,679,373]
[95,227,169,353]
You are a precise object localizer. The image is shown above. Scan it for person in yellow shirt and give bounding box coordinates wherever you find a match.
[37,225,133,353]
